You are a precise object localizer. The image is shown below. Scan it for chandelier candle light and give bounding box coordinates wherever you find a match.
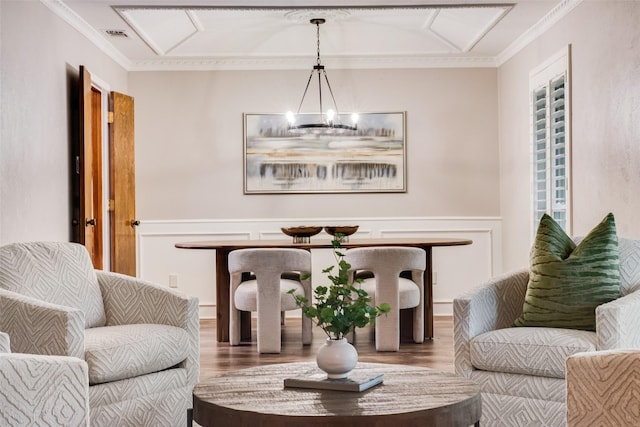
[286,18,359,135]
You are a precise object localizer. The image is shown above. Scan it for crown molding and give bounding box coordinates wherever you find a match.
[127,54,497,71]
[40,0,132,70]
[496,0,583,66]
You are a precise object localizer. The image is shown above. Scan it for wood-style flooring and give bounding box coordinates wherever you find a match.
[198,316,454,381]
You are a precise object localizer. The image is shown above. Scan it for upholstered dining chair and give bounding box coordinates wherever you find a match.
[0,242,199,427]
[345,246,426,351]
[229,248,312,353]
[1,331,90,426]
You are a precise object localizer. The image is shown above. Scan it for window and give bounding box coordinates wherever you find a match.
[530,46,571,236]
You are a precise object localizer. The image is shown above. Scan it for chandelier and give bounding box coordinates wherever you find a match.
[286,18,358,135]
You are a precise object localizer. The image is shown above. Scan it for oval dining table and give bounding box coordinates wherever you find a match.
[175,237,472,343]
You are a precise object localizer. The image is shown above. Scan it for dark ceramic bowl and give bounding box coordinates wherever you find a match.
[281,226,323,238]
[324,226,359,237]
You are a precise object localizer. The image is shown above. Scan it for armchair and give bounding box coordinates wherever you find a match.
[0,331,89,426]
[454,238,640,426]
[0,242,199,427]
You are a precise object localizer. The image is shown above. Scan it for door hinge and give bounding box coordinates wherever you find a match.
[108,112,114,124]
[108,199,115,211]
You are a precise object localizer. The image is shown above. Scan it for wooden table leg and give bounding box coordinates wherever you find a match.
[215,249,231,343]
[399,247,433,341]
[400,310,413,341]
[425,247,433,339]
[215,249,251,343]
[239,272,252,342]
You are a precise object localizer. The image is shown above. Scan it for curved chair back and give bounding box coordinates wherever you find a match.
[619,238,640,295]
[0,242,106,328]
[345,246,426,351]
[228,248,312,353]
[229,248,311,277]
[345,246,426,276]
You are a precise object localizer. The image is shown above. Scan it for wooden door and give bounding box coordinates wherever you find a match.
[77,65,101,267]
[89,87,104,268]
[109,91,137,276]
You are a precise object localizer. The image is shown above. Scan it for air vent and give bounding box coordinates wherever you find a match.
[104,29,128,38]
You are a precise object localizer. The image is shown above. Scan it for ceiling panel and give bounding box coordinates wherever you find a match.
[51,0,573,70]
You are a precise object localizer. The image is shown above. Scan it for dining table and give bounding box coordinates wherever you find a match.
[175,237,472,342]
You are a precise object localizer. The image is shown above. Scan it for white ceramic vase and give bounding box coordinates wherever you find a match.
[316,338,358,379]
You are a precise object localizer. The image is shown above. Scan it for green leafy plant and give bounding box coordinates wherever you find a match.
[288,236,391,340]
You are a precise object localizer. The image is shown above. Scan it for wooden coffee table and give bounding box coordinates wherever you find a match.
[193,362,481,426]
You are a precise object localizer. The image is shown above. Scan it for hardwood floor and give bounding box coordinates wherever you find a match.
[198,316,454,380]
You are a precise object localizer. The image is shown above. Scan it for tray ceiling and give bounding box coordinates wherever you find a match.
[46,0,580,70]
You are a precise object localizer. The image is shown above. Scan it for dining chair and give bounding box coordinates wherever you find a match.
[345,246,426,351]
[229,248,312,353]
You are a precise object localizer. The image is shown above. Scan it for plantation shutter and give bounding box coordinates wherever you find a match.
[530,46,571,236]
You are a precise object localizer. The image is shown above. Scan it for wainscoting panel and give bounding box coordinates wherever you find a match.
[136,217,502,318]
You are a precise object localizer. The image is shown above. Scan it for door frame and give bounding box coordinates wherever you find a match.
[88,73,112,270]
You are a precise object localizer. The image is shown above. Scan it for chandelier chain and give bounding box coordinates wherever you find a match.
[316,21,321,66]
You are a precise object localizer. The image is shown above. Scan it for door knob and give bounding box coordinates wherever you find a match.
[86,218,96,226]
[131,220,140,227]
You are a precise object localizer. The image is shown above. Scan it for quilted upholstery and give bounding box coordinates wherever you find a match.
[470,327,596,378]
[84,324,190,384]
[345,246,426,351]
[0,242,199,427]
[0,332,90,427]
[0,242,105,328]
[454,237,640,426]
[229,248,312,353]
[567,349,640,426]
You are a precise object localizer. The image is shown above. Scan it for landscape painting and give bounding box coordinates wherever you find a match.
[243,112,406,194]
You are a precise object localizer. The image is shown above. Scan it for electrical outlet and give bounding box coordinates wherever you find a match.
[169,274,178,288]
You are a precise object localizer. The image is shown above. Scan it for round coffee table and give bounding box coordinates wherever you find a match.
[193,362,481,426]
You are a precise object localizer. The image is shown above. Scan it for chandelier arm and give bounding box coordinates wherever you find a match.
[317,69,323,120]
[296,69,316,115]
[322,69,341,116]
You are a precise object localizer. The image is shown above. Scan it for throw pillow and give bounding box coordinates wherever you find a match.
[514,212,620,331]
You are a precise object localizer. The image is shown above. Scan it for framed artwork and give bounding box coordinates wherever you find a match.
[243,112,406,194]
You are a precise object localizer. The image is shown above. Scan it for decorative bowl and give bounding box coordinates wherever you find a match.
[281,226,323,243]
[324,226,359,242]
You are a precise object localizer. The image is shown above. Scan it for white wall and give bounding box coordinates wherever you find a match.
[498,1,640,271]
[0,0,128,244]
[128,67,501,315]
[128,68,500,220]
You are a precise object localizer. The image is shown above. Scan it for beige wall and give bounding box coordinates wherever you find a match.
[498,0,640,271]
[0,0,128,244]
[129,68,500,220]
[13,0,639,280]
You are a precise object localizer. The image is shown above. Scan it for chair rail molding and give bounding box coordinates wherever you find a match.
[136,216,502,318]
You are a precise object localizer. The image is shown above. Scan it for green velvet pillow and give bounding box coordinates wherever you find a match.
[514,213,620,331]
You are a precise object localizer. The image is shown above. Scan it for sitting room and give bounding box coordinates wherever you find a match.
[1,0,639,426]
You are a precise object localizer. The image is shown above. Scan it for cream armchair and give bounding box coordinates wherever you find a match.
[0,331,90,426]
[0,242,199,427]
[453,238,640,426]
